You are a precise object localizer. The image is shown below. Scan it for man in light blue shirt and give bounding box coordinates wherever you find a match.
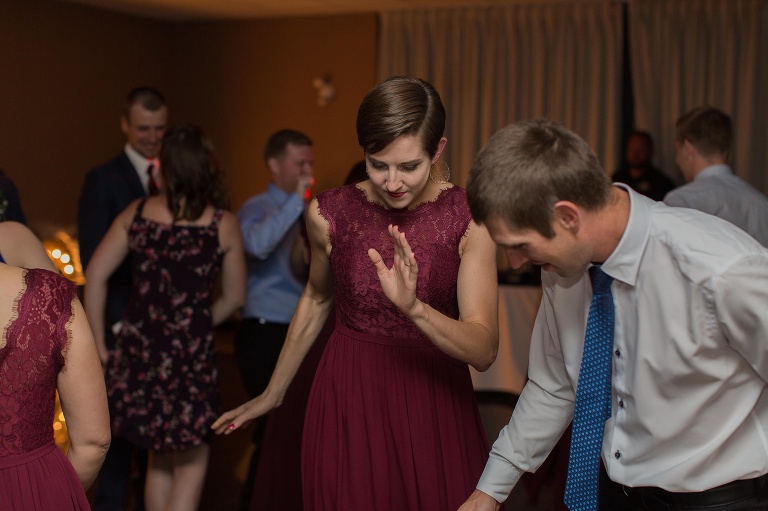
[234,129,314,510]
[664,106,768,247]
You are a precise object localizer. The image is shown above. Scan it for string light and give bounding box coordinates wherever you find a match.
[43,231,85,285]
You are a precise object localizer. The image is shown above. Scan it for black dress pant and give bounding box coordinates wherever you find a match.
[233,318,290,511]
[600,466,768,511]
[233,319,289,399]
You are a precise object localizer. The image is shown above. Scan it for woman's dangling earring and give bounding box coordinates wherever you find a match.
[429,160,451,184]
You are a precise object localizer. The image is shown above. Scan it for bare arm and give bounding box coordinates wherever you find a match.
[83,202,135,366]
[212,199,334,434]
[0,221,57,271]
[368,221,499,371]
[212,211,247,326]
[58,297,111,490]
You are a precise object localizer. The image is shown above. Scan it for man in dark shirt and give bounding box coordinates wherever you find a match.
[77,86,168,511]
[612,130,676,201]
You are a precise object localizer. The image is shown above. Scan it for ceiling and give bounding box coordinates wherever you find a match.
[56,0,524,21]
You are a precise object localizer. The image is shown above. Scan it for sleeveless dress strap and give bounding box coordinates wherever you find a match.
[133,198,148,223]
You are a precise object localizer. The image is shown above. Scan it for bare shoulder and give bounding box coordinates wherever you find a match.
[217,210,244,249]
[117,197,145,224]
[460,220,496,258]
[0,221,37,243]
[0,260,25,284]
[306,199,329,238]
[0,222,57,271]
[0,265,29,335]
[218,210,240,234]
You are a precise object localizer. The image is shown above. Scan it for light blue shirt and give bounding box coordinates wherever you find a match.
[478,187,768,501]
[238,182,306,323]
[663,164,768,247]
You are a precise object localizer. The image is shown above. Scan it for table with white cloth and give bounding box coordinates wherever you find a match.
[470,284,542,395]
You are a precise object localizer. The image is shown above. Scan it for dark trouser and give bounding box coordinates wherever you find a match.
[233,318,290,511]
[600,467,768,510]
[93,436,147,511]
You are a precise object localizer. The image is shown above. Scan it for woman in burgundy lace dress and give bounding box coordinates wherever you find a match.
[85,125,246,511]
[0,262,110,510]
[215,77,499,510]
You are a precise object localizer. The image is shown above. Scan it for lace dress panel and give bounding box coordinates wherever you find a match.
[317,185,470,340]
[0,269,76,456]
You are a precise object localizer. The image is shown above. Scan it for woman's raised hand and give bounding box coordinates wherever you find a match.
[367,224,419,314]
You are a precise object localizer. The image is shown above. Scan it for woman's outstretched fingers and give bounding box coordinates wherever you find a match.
[212,404,250,435]
[390,225,416,270]
[212,410,235,434]
[368,248,386,271]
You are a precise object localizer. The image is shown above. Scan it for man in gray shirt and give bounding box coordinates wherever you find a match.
[663,106,768,246]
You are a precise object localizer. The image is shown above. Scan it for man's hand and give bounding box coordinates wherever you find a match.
[457,489,502,511]
[296,175,314,201]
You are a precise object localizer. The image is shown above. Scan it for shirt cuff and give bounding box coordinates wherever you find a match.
[476,456,524,504]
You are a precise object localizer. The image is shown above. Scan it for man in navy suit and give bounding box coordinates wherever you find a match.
[77,85,168,511]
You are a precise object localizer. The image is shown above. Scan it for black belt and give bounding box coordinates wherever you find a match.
[620,473,768,510]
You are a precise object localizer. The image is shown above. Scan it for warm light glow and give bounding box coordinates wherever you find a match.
[54,391,69,454]
[43,231,85,286]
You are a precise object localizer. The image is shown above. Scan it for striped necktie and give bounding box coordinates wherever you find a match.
[147,161,160,196]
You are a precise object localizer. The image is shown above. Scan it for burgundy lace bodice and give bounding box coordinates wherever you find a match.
[317,185,471,340]
[0,269,76,456]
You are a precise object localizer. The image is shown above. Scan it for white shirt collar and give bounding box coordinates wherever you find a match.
[124,143,154,193]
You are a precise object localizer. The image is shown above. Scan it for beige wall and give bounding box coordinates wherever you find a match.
[168,15,377,212]
[0,0,377,238]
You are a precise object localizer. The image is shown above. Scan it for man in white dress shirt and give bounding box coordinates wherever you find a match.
[459,119,768,510]
[78,86,168,511]
[663,106,768,247]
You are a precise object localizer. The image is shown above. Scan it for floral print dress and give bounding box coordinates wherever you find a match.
[107,199,224,452]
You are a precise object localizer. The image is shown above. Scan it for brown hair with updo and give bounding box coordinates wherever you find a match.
[356,77,446,158]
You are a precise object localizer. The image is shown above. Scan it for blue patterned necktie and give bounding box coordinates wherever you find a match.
[564,265,615,511]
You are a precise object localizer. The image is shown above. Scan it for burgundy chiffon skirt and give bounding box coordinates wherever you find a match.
[302,323,489,511]
[0,442,90,511]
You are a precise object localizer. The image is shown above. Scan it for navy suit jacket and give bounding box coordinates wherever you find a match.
[77,151,146,349]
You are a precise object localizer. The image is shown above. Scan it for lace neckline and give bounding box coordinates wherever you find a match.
[352,183,456,213]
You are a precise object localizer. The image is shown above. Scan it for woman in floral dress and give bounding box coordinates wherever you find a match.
[86,125,246,511]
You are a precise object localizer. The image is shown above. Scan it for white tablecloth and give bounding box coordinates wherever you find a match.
[470,284,541,395]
